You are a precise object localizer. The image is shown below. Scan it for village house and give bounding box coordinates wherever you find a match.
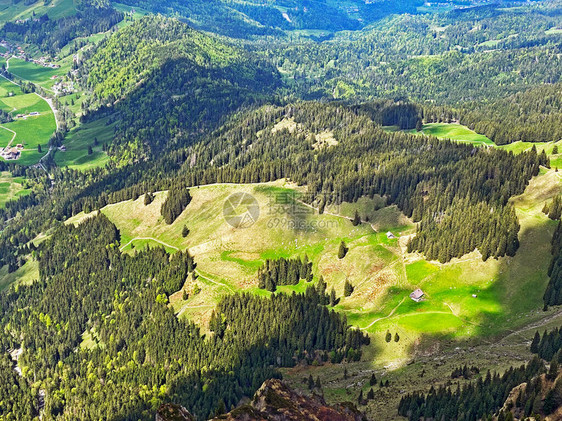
[386,231,396,239]
[409,288,425,302]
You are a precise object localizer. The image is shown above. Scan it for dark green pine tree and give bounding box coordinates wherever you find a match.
[352,210,361,226]
[329,288,337,306]
[385,331,392,343]
[344,280,354,297]
[367,388,374,400]
[369,373,377,386]
[530,331,541,353]
[308,374,315,390]
[182,225,190,237]
[338,241,348,259]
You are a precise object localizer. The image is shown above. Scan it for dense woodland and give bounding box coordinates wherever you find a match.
[398,357,547,421]
[0,214,368,420]
[459,83,562,145]
[0,1,123,54]
[544,219,562,306]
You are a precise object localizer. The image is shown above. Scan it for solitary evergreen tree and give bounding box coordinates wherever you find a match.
[344,280,354,297]
[369,373,377,386]
[338,241,348,259]
[352,210,361,226]
[308,374,315,390]
[88,145,93,155]
[385,331,392,343]
[37,144,42,153]
[367,388,374,400]
[315,376,321,389]
[182,225,189,237]
[394,332,400,342]
[182,290,188,301]
[144,192,154,206]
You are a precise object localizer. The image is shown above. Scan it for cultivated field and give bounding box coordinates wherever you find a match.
[0,76,56,165]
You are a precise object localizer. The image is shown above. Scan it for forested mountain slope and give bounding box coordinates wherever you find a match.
[265,1,562,103]
[111,0,423,38]
[458,82,562,145]
[83,16,281,162]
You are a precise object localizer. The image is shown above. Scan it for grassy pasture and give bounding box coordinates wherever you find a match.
[62,170,561,370]
[0,171,30,208]
[403,123,495,146]
[0,76,56,165]
[0,0,76,23]
[7,58,68,91]
[54,117,115,170]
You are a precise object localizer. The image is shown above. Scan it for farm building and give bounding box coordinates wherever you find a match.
[409,288,425,302]
[386,231,396,239]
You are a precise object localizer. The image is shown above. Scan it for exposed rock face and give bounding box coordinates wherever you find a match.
[211,379,366,421]
[156,403,195,421]
[156,379,366,421]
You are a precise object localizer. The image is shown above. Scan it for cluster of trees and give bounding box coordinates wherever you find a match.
[450,365,480,380]
[530,327,562,362]
[0,213,369,420]
[257,256,313,292]
[161,185,191,224]
[0,109,13,124]
[0,0,123,54]
[544,219,562,306]
[398,357,546,421]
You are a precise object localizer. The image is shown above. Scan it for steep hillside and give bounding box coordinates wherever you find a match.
[83,16,281,162]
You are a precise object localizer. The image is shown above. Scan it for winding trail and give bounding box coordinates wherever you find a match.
[360,297,406,330]
[119,237,179,252]
[195,269,235,293]
[0,126,16,152]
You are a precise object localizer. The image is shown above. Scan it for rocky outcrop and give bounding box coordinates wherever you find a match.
[211,379,366,421]
[156,403,195,421]
[156,379,366,421]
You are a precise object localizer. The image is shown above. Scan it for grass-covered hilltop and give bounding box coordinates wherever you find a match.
[1,0,562,420]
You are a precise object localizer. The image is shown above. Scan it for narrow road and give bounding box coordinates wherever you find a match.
[0,71,59,169]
